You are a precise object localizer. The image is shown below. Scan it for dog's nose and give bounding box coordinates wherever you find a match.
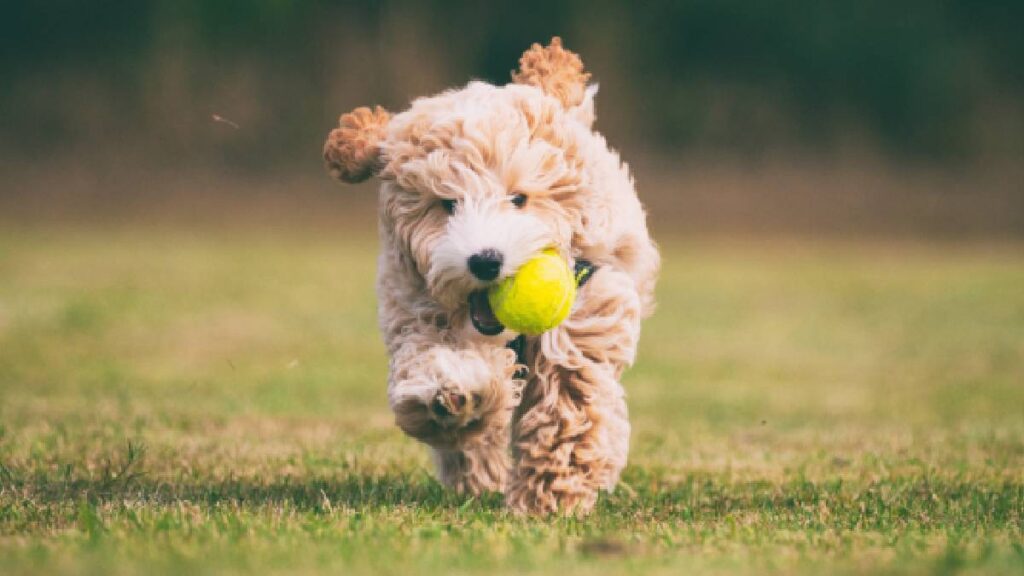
[467,249,503,281]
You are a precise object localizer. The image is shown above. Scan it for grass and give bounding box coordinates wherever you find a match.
[0,227,1021,575]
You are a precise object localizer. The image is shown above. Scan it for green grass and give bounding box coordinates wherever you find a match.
[0,228,1022,575]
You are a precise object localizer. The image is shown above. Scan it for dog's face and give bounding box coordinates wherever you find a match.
[382,82,592,334]
[324,39,596,335]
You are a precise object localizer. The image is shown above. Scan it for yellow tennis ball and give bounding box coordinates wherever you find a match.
[487,248,576,335]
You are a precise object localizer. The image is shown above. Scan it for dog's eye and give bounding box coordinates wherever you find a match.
[440,198,457,214]
[510,193,528,208]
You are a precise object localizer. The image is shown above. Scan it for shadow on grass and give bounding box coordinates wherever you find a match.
[0,440,505,511]
[1,443,1020,528]
[4,460,1022,533]
[5,469,505,512]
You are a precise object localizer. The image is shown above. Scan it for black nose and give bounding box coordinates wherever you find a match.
[468,249,503,281]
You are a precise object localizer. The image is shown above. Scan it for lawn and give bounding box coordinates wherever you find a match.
[0,228,1021,575]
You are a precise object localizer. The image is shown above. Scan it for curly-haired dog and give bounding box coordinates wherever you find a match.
[323,38,659,514]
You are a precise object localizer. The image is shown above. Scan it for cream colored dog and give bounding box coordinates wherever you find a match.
[323,38,658,514]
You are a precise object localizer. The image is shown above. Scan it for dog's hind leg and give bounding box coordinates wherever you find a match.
[506,268,642,515]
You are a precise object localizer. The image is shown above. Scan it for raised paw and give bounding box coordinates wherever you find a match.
[389,344,522,449]
[430,387,483,429]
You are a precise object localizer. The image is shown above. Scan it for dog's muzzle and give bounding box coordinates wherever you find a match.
[468,290,504,336]
[468,258,597,337]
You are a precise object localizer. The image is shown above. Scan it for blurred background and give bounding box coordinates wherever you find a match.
[2,0,1022,238]
[2,6,1023,573]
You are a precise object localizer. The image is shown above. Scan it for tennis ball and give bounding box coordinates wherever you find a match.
[487,248,576,335]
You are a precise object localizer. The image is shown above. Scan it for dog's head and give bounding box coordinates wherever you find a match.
[325,38,598,335]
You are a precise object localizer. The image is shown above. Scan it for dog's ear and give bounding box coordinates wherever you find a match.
[323,105,390,184]
[512,37,592,108]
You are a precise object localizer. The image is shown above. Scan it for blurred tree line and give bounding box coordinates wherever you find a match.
[1,0,1022,175]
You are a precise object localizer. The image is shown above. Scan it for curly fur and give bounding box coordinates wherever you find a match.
[324,37,659,515]
[512,37,592,108]
[324,106,391,183]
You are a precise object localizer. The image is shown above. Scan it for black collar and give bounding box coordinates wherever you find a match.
[573,258,597,288]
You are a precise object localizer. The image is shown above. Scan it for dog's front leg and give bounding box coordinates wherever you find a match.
[432,440,510,495]
[388,343,523,494]
[507,267,642,515]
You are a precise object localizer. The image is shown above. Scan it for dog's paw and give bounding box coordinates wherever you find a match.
[429,383,483,429]
[389,344,520,448]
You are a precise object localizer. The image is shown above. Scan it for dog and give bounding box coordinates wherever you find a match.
[323,38,659,514]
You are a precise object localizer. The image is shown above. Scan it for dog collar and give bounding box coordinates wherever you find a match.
[506,258,597,377]
[574,258,597,287]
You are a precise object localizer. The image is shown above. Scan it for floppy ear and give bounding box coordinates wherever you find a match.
[323,105,390,184]
[512,37,591,108]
